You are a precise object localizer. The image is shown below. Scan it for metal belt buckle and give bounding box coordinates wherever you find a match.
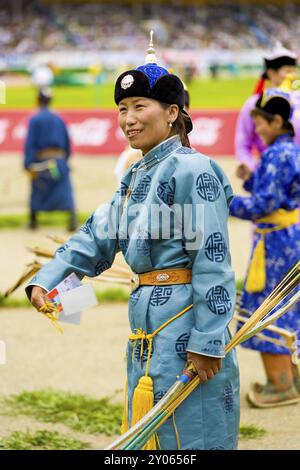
[131,273,140,291]
[156,273,170,283]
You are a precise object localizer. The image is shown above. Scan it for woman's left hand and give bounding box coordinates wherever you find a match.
[187,351,222,383]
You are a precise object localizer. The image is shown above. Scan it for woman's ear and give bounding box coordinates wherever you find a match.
[168,104,179,124]
[273,114,284,129]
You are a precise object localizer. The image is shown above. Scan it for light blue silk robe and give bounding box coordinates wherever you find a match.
[26,135,240,450]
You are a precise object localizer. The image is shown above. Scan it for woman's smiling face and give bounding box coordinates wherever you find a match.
[118,97,178,155]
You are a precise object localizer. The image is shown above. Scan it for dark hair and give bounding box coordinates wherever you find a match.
[172,111,191,148]
[160,103,191,148]
[250,108,295,136]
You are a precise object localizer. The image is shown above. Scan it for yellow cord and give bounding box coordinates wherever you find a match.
[129,304,193,377]
[38,302,63,334]
[172,412,181,450]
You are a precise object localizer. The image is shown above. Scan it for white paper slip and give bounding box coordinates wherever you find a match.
[59,311,82,325]
[59,283,98,316]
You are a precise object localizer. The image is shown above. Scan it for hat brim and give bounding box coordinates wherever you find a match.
[182,109,193,134]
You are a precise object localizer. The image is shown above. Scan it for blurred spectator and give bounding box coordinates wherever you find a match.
[1,2,300,55]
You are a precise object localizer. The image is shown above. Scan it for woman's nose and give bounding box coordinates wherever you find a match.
[125,109,138,126]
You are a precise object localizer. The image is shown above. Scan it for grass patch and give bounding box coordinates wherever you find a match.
[96,287,129,303]
[0,212,90,230]
[1,282,247,309]
[239,424,267,440]
[4,78,256,110]
[1,389,122,436]
[0,287,129,309]
[0,430,89,450]
[236,278,244,292]
[0,294,30,308]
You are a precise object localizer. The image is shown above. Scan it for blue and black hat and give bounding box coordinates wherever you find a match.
[252,87,294,134]
[114,32,193,133]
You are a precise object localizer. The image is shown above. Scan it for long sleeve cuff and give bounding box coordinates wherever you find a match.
[25,282,50,301]
[243,174,255,192]
[186,327,226,358]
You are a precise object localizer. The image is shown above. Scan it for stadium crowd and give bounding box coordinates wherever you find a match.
[0,1,299,55]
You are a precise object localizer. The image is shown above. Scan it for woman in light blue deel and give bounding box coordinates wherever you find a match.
[26,41,240,450]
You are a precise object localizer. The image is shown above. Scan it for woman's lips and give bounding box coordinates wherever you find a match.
[127,130,142,138]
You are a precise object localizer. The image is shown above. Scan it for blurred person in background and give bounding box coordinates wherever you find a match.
[31,62,54,89]
[24,88,77,231]
[235,44,300,171]
[231,88,300,408]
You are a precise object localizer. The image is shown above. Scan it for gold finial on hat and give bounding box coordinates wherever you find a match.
[145,30,157,64]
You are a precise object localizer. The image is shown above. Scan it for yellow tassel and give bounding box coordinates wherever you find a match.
[245,235,266,293]
[121,379,129,434]
[131,375,157,450]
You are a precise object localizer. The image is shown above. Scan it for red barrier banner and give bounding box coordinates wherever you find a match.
[0,109,238,157]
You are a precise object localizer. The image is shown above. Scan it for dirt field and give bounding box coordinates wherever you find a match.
[1,154,299,450]
[1,305,299,450]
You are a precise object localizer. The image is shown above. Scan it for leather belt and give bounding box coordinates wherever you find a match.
[37,148,67,160]
[130,268,192,290]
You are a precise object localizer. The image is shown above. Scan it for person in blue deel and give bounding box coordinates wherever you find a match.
[24,88,77,231]
[25,36,239,450]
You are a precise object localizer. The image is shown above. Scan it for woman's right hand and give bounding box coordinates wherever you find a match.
[30,286,53,313]
[236,163,252,182]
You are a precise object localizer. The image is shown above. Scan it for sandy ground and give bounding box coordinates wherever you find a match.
[0,305,299,450]
[0,154,299,450]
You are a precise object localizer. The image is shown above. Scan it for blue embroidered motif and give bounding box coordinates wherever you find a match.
[130,288,141,306]
[95,259,110,276]
[176,147,197,154]
[136,232,151,256]
[205,232,227,262]
[150,286,172,306]
[157,180,175,206]
[201,339,224,356]
[56,243,69,254]
[131,175,152,202]
[80,214,94,233]
[175,332,190,360]
[222,384,234,414]
[196,173,221,201]
[134,340,154,363]
[119,235,129,255]
[206,286,232,315]
[118,182,128,198]
[154,390,167,405]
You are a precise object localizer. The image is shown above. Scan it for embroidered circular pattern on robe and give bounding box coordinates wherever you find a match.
[154,390,168,405]
[95,259,111,276]
[205,232,227,262]
[222,383,234,414]
[131,175,152,202]
[130,287,142,305]
[118,181,129,198]
[156,180,175,206]
[175,332,190,360]
[133,340,154,363]
[56,243,70,254]
[80,213,94,233]
[205,286,232,315]
[149,286,173,306]
[196,172,221,201]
